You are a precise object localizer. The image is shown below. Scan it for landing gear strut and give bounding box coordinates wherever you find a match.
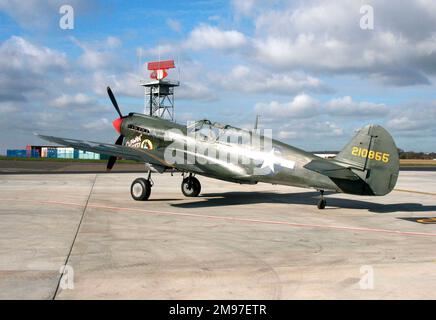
[181,173,201,197]
[130,171,153,201]
[317,190,326,209]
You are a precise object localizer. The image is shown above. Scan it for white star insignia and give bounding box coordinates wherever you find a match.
[259,148,296,174]
[260,148,277,173]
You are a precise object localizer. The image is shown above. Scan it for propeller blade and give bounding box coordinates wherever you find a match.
[107,86,122,118]
[106,135,124,171]
[115,134,124,145]
[106,156,117,171]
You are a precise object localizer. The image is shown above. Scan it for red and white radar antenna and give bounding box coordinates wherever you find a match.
[148,60,175,80]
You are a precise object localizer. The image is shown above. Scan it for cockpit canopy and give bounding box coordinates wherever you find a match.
[187,119,244,142]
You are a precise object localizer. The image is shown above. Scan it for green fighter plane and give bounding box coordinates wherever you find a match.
[37,87,399,209]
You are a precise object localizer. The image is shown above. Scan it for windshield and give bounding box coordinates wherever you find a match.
[187,119,246,142]
[187,119,223,141]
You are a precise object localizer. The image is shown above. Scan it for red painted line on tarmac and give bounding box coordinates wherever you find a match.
[394,189,436,196]
[2,198,436,238]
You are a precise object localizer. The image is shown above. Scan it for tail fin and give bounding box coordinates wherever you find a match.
[334,124,399,196]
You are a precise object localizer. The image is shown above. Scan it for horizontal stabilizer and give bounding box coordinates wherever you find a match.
[304,159,360,180]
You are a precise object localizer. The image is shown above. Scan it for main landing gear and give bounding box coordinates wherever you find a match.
[181,173,201,197]
[317,190,326,209]
[130,171,153,201]
[130,172,202,201]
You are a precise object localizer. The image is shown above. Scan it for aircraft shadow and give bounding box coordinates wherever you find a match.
[171,191,436,214]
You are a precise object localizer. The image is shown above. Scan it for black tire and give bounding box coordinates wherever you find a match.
[181,177,201,197]
[131,178,151,201]
[317,199,326,209]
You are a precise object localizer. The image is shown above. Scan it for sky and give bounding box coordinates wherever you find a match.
[0,0,435,153]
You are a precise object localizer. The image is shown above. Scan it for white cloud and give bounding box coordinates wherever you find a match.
[253,93,436,151]
[387,116,422,131]
[92,71,143,98]
[166,18,182,33]
[171,60,218,102]
[0,36,68,103]
[106,36,122,49]
[278,121,344,141]
[142,43,178,57]
[0,35,120,153]
[50,93,95,108]
[0,102,20,113]
[256,94,392,121]
[0,36,68,75]
[177,81,217,102]
[71,36,126,71]
[0,0,60,29]
[208,15,221,21]
[253,35,356,72]
[386,102,436,133]
[250,1,436,85]
[185,24,247,51]
[71,37,112,70]
[0,0,91,30]
[255,94,320,119]
[255,1,357,38]
[325,96,388,117]
[210,65,332,95]
[82,118,110,130]
[231,0,260,16]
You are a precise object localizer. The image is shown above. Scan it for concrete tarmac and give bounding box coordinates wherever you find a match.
[0,171,435,299]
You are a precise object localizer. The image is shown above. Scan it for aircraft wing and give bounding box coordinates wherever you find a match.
[303,159,360,180]
[35,134,171,168]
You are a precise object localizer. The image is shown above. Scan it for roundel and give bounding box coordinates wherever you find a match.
[141,139,153,150]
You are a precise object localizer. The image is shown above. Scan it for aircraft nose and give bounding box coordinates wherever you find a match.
[112,117,123,133]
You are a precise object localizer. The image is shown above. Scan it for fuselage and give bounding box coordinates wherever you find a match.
[120,113,342,193]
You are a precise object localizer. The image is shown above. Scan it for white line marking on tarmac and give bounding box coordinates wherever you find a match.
[1,198,436,238]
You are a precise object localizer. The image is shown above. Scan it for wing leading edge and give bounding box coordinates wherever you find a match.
[35,134,171,168]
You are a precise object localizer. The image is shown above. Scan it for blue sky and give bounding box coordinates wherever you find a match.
[0,0,435,153]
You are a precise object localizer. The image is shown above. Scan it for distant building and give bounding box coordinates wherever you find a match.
[6,145,108,160]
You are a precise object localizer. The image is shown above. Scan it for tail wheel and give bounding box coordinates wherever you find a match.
[181,177,201,197]
[131,178,151,201]
[317,198,326,209]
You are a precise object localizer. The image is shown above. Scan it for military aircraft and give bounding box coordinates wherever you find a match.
[37,87,399,209]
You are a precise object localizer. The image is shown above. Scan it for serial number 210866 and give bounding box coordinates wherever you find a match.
[351,147,390,163]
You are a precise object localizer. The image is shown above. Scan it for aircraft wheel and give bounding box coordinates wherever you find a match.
[131,178,151,201]
[181,177,201,197]
[317,198,326,209]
